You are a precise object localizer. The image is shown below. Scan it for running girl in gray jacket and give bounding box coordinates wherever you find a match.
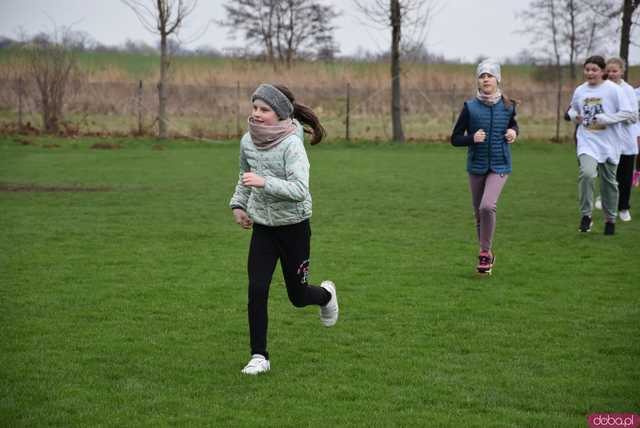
[229,84,338,375]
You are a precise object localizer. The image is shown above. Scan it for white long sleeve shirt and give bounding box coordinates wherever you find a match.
[569,80,636,164]
[635,86,640,146]
[615,81,639,155]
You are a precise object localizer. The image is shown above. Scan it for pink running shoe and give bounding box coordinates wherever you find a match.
[477,251,495,275]
[633,171,640,187]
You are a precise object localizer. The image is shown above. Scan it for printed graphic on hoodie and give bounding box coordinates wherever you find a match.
[582,97,606,131]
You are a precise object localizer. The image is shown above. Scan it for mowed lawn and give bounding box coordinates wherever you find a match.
[0,137,638,427]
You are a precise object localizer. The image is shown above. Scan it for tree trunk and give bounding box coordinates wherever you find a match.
[158,32,168,139]
[265,3,275,65]
[137,80,144,135]
[41,87,58,133]
[17,78,23,130]
[568,0,577,82]
[390,0,404,143]
[286,4,294,68]
[549,0,562,142]
[619,0,635,81]
[42,96,51,132]
[555,63,562,142]
[346,82,351,141]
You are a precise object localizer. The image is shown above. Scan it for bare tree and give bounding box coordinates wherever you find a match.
[223,1,276,62]
[519,0,564,141]
[275,1,338,66]
[353,0,437,143]
[121,0,198,139]
[550,1,564,143]
[560,0,590,81]
[588,0,640,80]
[618,0,640,78]
[24,29,81,133]
[222,0,338,67]
[533,1,606,82]
[390,0,403,143]
[0,47,29,130]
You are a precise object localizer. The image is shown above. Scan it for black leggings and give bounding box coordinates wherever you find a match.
[247,220,330,359]
[617,154,636,210]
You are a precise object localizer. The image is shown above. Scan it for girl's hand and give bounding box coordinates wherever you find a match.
[473,129,486,143]
[233,208,253,229]
[242,172,266,188]
[575,115,583,124]
[505,129,517,144]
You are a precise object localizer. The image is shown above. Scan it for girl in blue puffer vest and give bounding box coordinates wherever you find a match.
[451,60,519,275]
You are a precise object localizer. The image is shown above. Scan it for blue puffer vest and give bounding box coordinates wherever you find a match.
[466,98,514,174]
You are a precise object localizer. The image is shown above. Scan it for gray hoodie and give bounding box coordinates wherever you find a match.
[229,122,312,226]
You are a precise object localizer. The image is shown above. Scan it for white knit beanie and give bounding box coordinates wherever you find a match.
[476,59,501,83]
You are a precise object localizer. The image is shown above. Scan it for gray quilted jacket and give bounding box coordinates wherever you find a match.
[229,122,312,226]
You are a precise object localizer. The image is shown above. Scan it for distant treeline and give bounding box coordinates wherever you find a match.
[0,32,550,66]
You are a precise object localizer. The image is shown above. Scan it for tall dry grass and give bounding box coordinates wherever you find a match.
[1,54,637,140]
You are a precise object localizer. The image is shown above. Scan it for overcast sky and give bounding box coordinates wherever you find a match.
[1,0,638,64]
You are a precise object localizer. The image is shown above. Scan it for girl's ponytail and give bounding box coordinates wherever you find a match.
[502,94,519,110]
[274,84,326,145]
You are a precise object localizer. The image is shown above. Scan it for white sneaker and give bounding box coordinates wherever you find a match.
[619,209,632,222]
[319,280,339,327]
[594,196,602,210]
[241,354,270,375]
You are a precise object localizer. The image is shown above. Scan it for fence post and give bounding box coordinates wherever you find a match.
[531,92,537,119]
[346,82,351,141]
[236,81,241,137]
[137,80,143,135]
[450,84,457,127]
[17,77,23,130]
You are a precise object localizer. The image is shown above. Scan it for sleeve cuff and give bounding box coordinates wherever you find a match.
[567,108,578,122]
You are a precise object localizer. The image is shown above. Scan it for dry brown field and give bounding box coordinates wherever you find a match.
[1,51,638,141]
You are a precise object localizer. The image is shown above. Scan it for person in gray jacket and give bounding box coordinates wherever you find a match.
[229,83,338,375]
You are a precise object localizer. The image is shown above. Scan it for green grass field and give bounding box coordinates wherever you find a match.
[1,136,638,427]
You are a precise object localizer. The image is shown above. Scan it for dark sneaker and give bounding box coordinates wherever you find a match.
[579,216,593,232]
[604,222,615,235]
[477,251,495,275]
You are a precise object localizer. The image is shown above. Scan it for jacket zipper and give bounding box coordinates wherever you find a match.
[488,105,494,170]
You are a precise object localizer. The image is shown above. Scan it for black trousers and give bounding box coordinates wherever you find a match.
[617,154,636,210]
[247,220,330,359]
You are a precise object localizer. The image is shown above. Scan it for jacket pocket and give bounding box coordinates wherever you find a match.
[467,146,476,164]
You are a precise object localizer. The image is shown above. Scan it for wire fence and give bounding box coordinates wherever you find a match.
[0,78,578,141]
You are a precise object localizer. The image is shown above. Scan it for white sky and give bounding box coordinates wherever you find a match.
[1,0,638,64]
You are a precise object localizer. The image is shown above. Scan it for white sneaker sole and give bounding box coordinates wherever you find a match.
[242,366,270,375]
[241,368,269,375]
